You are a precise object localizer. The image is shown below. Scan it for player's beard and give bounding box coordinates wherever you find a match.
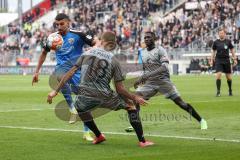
[219,37,225,41]
[58,27,69,35]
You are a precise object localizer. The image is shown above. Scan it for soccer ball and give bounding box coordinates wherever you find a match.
[47,33,63,50]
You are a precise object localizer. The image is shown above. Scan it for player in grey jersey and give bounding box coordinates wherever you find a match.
[133,31,208,130]
[47,31,154,147]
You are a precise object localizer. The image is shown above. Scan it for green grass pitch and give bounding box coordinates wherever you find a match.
[0,75,240,160]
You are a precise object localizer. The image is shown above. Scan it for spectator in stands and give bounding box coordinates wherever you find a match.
[199,58,211,74]
[1,0,240,67]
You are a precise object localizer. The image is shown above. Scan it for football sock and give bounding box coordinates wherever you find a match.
[83,123,90,132]
[227,80,232,91]
[135,103,140,111]
[78,112,101,137]
[128,110,145,142]
[173,97,202,122]
[84,120,101,137]
[216,79,221,92]
[186,103,202,122]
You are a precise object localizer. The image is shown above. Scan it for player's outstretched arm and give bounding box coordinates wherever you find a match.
[32,50,48,86]
[115,81,147,106]
[134,64,167,88]
[47,66,78,104]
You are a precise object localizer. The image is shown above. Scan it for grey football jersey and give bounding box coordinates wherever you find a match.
[75,48,124,96]
[141,46,170,82]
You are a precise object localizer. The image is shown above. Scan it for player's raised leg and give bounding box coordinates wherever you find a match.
[172,96,208,130]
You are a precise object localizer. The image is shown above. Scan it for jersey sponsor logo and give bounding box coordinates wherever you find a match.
[68,38,74,44]
[59,46,74,55]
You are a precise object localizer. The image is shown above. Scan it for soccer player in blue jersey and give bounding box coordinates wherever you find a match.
[32,13,95,141]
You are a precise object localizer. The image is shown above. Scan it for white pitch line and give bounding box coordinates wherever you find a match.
[0,108,53,113]
[0,125,239,143]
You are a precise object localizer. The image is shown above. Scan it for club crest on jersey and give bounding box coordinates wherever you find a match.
[224,44,228,49]
[86,35,92,40]
[68,38,74,44]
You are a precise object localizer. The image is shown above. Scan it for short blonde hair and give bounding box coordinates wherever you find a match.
[101,31,117,51]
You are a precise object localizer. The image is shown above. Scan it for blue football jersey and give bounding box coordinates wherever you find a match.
[43,30,93,86]
[44,29,93,71]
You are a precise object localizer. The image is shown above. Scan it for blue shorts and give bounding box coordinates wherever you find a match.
[54,67,80,94]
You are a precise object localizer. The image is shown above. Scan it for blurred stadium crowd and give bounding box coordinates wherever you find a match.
[0,0,240,67]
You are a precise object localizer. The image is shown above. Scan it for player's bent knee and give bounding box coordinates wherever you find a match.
[78,111,93,122]
[126,104,136,111]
